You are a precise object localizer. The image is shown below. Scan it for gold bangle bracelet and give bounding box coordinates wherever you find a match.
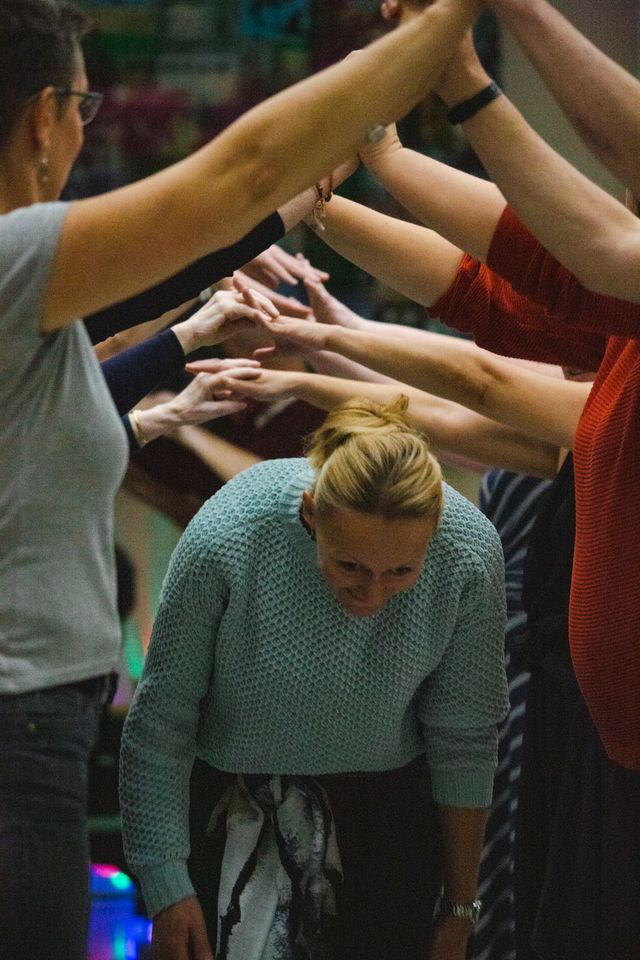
[130,409,151,448]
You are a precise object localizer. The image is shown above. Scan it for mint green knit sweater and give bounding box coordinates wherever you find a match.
[120,458,507,918]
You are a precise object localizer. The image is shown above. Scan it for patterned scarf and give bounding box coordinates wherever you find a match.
[209,774,343,960]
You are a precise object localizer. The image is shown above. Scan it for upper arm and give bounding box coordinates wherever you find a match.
[322,196,464,308]
[139,527,228,714]
[41,138,262,332]
[420,533,508,732]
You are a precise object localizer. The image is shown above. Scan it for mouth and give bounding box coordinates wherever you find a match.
[342,591,384,617]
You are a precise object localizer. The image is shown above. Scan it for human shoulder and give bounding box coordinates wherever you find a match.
[185,457,308,541]
[0,202,70,268]
[0,202,71,343]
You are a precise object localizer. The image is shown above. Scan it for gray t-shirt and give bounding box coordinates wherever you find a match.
[0,202,128,692]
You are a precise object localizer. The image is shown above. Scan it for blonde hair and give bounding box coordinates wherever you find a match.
[306,395,443,521]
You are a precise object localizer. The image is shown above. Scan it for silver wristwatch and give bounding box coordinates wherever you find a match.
[438,896,482,925]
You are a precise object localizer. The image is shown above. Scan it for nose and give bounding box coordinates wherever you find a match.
[357,577,386,607]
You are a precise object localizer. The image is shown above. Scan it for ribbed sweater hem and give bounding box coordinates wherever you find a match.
[137,860,195,919]
[430,769,494,809]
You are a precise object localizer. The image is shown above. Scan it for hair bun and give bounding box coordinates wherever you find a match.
[307,395,412,470]
[306,396,443,522]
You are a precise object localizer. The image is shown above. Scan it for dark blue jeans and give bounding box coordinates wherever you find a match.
[0,677,106,960]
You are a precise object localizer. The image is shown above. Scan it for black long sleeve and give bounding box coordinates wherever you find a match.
[102,328,184,416]
[85,211,285,344]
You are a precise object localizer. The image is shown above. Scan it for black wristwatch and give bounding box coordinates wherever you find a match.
[438,896,482,925]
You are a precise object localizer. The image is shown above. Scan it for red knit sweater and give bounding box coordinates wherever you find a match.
[432,207,640,770]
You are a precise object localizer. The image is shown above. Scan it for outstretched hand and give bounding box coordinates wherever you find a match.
[200,366,299,405]
[305,279,367,330]
[172,287,279,354]
[133,360,263,444]
[230,276,331,355]
[231,269,312,318]
[241,245,329,288]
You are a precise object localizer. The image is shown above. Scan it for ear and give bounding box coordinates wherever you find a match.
[380,0,401,21]
[301,490,316,532]
[25,86,58,154]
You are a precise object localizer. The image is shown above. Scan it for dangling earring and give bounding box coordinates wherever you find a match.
[38,155,50,185]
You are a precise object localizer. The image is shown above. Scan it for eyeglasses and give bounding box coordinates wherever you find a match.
[24,87,103,125]
[54,89,103,125]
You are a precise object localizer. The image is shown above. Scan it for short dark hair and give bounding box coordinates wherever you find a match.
[0,0,91,145]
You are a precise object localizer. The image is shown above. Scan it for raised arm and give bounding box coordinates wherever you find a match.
[486,0,640,195]
[307,195,465,307]
[43,0,482,331]
[434,34,640,301]
[219,365,560,478]
[358,125,506,263]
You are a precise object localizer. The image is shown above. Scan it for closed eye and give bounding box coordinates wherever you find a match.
[338,561,360,572]
[392,567,414,577]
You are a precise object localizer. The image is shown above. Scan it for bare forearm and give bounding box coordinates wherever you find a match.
[364,147,505,262]
[308,350,397,384]
[313,195,464,307]
[437,803,487,902]
[459,96,640,300]
[320,325,588,447]
[489,0,640,193]
[174,426,261,482]
[288,369,559,476]
[323,325,491,409]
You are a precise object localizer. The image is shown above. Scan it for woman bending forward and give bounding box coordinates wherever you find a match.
[120,396,508,960]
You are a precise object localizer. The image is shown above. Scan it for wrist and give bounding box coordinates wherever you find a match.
[134,404,174,444]
[323,325,344,353]
[360,137,403,174]
[171,322,197,356]
[283,186,318,232]
[437,68,492,110]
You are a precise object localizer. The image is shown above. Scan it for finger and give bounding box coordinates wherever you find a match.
[266,291,312,317]
[294,252,331,282]
[246,266,280,288]
[185,359,226,375]
[253,346,276,361]
[218,377,268,400]
[218,357,261,368]
[249,290,280,318]
[269,262,299,285]
[222,304,275,328]
[234,279,279,318]
[219,366,262,381]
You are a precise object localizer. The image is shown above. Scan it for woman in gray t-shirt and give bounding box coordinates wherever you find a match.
[0,1,484,956]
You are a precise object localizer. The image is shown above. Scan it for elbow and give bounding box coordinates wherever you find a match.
[462,357,496,414]
[232,115,300,211]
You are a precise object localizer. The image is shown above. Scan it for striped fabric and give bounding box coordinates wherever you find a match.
[468,469,551,960]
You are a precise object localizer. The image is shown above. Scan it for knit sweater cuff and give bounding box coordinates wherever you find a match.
[137,860,196,919]
[430,768,494,809]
